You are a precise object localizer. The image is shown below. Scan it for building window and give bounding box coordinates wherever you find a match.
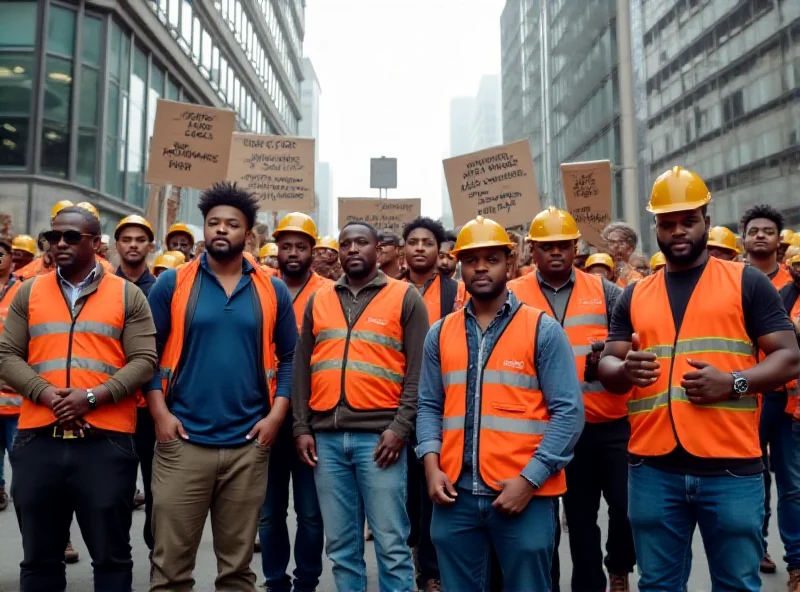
[104,21,130,199]
[76,15,103,188]
[126,45,147,207]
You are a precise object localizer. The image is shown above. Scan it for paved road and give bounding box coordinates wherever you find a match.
[0,457,789,591]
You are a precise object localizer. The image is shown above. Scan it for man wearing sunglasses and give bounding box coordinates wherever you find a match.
[0,205,158,592]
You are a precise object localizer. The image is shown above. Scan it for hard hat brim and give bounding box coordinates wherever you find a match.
[706,240,737,252]
[526,233,581,243]
[13,246,36,256]
[273,227,317,241]
[166,229,194,242]
[115,223,155,242]
[450,240,515,256]
[646,198,710,215]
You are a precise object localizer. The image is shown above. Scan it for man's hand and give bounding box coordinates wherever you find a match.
[295,434,318,467]
[373,429,405,468]
[425,466,458,505]
[492,476,536,514]
[246,415,281,448]
[38,386,67,410]
[52,388,90,423]
[153,410,188,442]
[681,359,735,405]
[585,341,605,382]
[622,333,661,387]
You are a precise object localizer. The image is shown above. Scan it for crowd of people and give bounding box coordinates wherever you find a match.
[0,164,799,592]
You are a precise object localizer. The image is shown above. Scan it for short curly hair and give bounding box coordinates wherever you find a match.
[402,216,446,247]
[198,181,260,229]
[601,222,638,249]
[740,204,784,235]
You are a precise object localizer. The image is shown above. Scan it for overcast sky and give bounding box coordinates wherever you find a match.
[303,0,506,220]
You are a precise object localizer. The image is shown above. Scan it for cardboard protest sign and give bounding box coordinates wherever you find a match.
[442,140,540,228]
[226,134,315,213]
[337,198,421,235]
[560,160,613,248]
[146,99,235,190]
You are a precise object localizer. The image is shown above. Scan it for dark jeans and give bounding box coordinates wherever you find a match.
[10,429,138,592]
[133,407,156,551]
[258,418,324,592]
[407,442,439,586]
[563,418,636,591]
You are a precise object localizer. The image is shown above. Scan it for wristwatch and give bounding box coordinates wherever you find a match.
[731,372,748,399]
[86,389,97,410]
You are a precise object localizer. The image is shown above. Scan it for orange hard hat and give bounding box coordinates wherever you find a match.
[527,207,581,242]
[647,166,711,214]
[584,253,614,271]
[273,212,318,242]
[450,216,514,256]
[650,251,667,271]
[707,226,738,253]
[115,215,155,242]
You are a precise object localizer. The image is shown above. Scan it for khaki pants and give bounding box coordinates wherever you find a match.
[150,438,269,592]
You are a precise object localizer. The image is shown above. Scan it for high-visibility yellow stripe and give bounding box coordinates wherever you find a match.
[310,359,404,384]
[28,321,122,340]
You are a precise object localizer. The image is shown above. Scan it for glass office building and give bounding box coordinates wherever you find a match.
[0,0,304,238]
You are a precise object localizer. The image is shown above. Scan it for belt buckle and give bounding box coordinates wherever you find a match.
[52,426,79,439]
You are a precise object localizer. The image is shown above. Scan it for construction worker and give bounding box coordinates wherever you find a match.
[377,230,404,280]
[74,202,114,273]
[601,222,644,288]
[11,234,37,272]
[649,252,666,273]
[704,225,737,261]
[629,252,650,278]
[741,205,792,289]
[258,212,327,592]
[145,183,297,591]
[599,166,800,591]
[259,242,279,269]
[0,205,158,591]
[152,253,181,277]
[293,221,428,592]
[779,229,795,263]
[585,252,616,283]
[0,238,22,512]
[437,230,458,279]
[416,216,584,592]
[508,208,633,592]
[164,222,194,261]
[312,236,343,281]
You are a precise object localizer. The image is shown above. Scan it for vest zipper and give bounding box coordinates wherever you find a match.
[59,288,79,388]
[338,290,369,427]
[473,333,486,493]
[665,332,682,445]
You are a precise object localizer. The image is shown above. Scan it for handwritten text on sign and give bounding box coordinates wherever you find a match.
[146,99,235,190]
[560,160,613,248]
[227,134,315,213]
[442,140,540,228]
[337,198,421,235]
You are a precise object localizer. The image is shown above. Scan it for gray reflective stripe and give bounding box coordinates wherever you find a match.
[627,391,669,415]
[442,415,465,431]
[442,370,467,388]
[310,359,404,384]
[581,380,605,394]
[159,367,173,383]
[481,415,548,435]
[644,345,673,358]
[265,369,276,380]
[483,370,539,391]
[0,397,21,407]
[674,338,754,357]
[31,358,120,375]
[628,387,758,414]
[572,344,593,356]
[563,314,607,328]
[28,321,122,340]
[316,328,402,351]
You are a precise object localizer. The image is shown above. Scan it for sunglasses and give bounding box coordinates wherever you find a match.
[43,230,95,245]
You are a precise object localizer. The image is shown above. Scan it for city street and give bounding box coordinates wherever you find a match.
[0,458,790,592]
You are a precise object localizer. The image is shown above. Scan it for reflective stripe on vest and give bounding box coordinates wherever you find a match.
[627,257,760,458]
[438,304,566,496]
[0,280,23,414]
[508,269,627,423]
[309,279,408,412]
[23,272,134,432]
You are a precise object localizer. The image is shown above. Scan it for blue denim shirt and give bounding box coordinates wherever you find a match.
[416,291,585,495]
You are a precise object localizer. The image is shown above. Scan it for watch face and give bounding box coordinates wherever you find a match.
[733,377,748,394]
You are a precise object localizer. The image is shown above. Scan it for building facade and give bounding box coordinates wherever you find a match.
[442,96,478,230]
[471,74,503,152]
[0,0,304,241]
[316,160,334,236]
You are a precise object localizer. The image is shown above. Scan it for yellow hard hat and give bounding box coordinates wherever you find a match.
[11,234,37,256]
[707,226,738,252]
[166,222,194,243]
[787,234,800,249]
[785,246,800,264]
[76,202,100,219]
[650,251,667,271]
[114,215,155,241]
[153,252,181,271]
[313,236,339,251]
[788,255,800,266]
[259,243,278,259]
[50,200,74,220]
[584,253,614,271]
[647,166,711,214]
[780,229,795,246]
[163,250,186,265]
[526,207,581,242]
[273,212,317,242]
[450,216,515,256]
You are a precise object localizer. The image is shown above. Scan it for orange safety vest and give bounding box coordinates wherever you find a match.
[456,280,467,311]
[15,258,52,280]
[289,272,332,333]
[22,272,135,432]
[438,305,566,496]
[509,270,628,423]
[261,265,279,278]
[627,257,760,458]
[309,278,409,411]
[0,280,23,416]
[159,257,278,403]
[783,293,799,416]
[771,265,792,290]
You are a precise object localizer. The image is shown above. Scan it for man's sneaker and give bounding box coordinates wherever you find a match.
[133,489,145,509]
[760,552,777,574]
[0,487,8,511]
[609,574,630,592]
[789,568,800,592]
[424,579,442,592]
[64,541,79,564]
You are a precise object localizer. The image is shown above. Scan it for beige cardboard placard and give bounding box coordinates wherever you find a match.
[560,160,613,248]
[227,133,315,213]
[145,99,235,190]
[442,140,540,228]
[337,198,421,235]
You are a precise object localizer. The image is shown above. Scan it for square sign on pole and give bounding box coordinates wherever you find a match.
[370,157,397,189]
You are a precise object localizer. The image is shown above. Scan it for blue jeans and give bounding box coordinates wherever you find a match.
[0,415,19,488]
[258,418,324,592]
[760,393,800,570]
[431,488,557,592]
[314,431,415,592]
[628,462,764,591]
